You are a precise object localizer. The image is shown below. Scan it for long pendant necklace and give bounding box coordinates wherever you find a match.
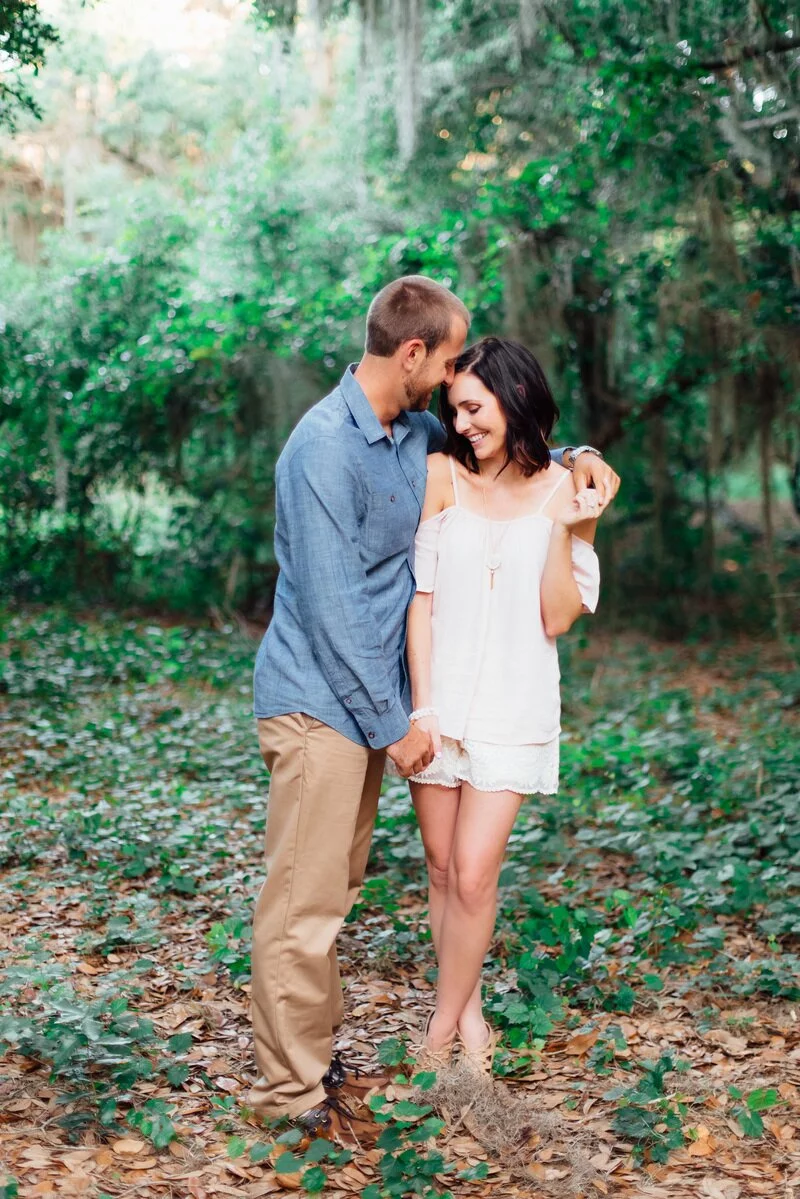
[479,471,509,590]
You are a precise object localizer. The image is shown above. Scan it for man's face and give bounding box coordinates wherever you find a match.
[403,318,469,411]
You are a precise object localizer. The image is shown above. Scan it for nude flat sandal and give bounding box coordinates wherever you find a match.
[412,1011,456,1077]
[458,1022,499,1076]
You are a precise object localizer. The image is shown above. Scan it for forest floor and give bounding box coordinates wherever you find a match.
[0,610,798,1199]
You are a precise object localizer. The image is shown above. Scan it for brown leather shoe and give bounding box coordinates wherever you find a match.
[323,1052,391,1106]
[297,1094,379,1149]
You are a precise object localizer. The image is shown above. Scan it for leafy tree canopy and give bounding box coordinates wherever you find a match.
[0,0,59,128]
[0,0,797,634]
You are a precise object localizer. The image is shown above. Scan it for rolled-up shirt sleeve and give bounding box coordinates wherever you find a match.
[283,437,410,748]
[571,535,600,613]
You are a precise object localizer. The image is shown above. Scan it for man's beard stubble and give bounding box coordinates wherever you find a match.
[404,377,434,411]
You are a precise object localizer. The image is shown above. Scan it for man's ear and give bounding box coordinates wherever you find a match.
[399,338,427,372]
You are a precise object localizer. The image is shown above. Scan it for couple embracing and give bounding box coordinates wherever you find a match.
[248,276,620,1145]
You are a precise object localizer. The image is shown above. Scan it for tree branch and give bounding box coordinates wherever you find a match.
[740,108,800,129]
[540,10,800,77]
[697,35,800,70]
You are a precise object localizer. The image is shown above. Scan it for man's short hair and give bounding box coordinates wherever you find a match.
[365,275,471,357]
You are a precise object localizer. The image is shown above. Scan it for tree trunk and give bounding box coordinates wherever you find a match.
[651,411,667,576]
[563,265,624,448]
[354,0,379,208]
[519,0,539,49]
[758,381,787,642]
[46,396,69,514]
[702,451,718,637]
[393,0,421,164]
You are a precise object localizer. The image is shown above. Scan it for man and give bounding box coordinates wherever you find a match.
[249,276,619,1144]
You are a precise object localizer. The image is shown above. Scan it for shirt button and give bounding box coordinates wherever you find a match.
[344,697,352,705]
[390,495,396,502]
[368,732,375,740]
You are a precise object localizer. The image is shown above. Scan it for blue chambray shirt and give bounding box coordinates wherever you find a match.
[253,366,443,748]
[253,365,568,749]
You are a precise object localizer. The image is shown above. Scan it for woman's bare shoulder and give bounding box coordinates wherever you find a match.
[426,451,451,476]
[548,460,572,480]
[540,461,574,495]
[421,453,454,520]
[539,462,577,517]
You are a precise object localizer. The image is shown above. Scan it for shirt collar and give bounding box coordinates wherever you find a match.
[340,364,411,445]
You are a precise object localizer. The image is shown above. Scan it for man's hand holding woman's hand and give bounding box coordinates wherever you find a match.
[387,721,434,777]
[560,486,611,528]
[412,713,442,758]
[572,453,620,504]
[387,710,442,778]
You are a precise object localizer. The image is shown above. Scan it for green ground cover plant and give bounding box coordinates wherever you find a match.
[0,608,798,1195]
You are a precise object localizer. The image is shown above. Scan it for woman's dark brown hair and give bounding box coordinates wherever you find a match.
[440,336,559,476]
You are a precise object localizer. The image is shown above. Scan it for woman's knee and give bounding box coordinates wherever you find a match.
[426,856,450,893]
[451,863,497,912]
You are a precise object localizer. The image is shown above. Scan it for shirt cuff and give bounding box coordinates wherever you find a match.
[359,698,410,749]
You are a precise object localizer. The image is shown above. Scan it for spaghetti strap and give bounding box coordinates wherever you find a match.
[534,468,571,516]
[447,456,461,506]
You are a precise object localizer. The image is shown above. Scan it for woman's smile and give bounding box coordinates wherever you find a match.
[447,371,509,464]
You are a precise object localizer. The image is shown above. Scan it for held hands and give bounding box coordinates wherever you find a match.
[572,453,620,504]
[387,721,435,778]
[558,487,611,528]
[412,713,442,758]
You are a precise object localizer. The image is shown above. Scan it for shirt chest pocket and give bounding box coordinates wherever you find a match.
[364,487,418,560]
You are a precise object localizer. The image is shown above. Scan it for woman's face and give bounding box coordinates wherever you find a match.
[447,371,508,464]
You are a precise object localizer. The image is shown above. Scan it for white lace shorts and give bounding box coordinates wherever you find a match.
[403,735,559,795]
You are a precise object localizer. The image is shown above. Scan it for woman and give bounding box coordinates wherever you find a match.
[406,336,608,1076]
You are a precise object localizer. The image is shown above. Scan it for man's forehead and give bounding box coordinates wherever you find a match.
[443,318,469,355]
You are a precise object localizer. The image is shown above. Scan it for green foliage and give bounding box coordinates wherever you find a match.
[0,2,59,128]
[206,918,252,981]
[127,1099,178,1148]
[728,1084,786,1137]
[240,1131,355,1193]
[0,969,187,1143]
[607,1056,689,1164]
[366,1092,450,1198]
[377,1037,408,1068]
[588,1024,628,1075]
[1,1,797,629]
[0,610,797,1179]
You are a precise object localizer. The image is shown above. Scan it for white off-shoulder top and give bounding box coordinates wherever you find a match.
[413,459,600,746]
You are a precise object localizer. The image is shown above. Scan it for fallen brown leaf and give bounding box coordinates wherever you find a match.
[564,1029,601,1056]
[111,1138,146,1156]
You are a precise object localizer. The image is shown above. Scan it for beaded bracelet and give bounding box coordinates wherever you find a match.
[409,707,438,722]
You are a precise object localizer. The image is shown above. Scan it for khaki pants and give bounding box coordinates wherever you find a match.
[248,713,385,1119]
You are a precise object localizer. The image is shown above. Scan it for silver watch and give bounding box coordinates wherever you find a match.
[566,445,604,470]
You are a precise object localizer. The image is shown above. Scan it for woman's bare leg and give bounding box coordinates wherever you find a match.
[425,784,523,1050]
[410,781,460,952]
[412,780,482,1035]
